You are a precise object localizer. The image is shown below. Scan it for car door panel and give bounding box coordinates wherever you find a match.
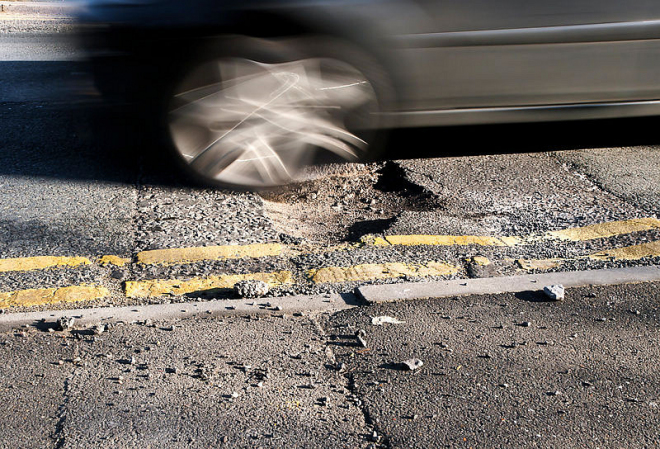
[391,0,660,109]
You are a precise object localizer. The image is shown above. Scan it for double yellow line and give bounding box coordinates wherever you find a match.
[0,218,659,309]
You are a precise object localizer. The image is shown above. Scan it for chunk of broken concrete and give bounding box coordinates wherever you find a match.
[56,316,75,331]
[233,280,269,298]
[400,358,424,371]
[371,316,405,326]
[543,284,565,301]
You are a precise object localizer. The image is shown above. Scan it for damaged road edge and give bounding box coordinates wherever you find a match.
[0,292,363,333]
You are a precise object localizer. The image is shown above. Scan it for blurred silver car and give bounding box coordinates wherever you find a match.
[78,0,660,189]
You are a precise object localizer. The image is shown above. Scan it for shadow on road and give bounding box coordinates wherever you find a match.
[3,60,660,185]
[382,115,660,161]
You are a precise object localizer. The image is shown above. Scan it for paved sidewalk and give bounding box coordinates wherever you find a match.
[1,280,659,448]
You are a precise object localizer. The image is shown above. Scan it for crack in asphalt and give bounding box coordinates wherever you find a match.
[316,313,391,449]
[52,375,71,449]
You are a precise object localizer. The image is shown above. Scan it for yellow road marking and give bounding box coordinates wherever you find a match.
[0,285,110,309]
[124,270,292,298]
[308,261,458,284]
[136,243,283,265]
[588,240,660,261]
[0,256,91,273]
[517,239,660,270]
[546,218,660,242]
[365,218,660,249]
[98,255,131,267]
[374,235,514,247]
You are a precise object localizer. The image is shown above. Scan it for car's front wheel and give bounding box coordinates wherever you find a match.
[165,36,385,190]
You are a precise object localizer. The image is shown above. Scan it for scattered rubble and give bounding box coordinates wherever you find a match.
[466,256,498,278]
[234,280,269,298]
[355,329,368,347]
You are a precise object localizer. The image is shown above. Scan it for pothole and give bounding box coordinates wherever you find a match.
[259,161,446,244]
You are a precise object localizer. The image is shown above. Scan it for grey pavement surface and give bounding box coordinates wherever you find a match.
[0,312,370,448]
[1,281,659,447]
[323,281,660,448]
[391,151,653,237]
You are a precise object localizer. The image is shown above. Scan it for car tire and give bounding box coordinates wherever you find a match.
[162,35,392,190]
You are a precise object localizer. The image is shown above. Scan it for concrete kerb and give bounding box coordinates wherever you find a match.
[0,292,361,333]
[356,265,660,303]
[1,266,659,332]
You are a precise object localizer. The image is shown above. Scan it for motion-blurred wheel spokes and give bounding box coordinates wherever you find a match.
[169,55,377,188]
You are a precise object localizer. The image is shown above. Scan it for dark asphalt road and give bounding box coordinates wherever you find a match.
[1,281,659,448]
[324,281,660,448]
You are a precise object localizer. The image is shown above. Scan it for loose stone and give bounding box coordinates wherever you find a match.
[57,316,75,331]
[371,316,405,326]
[543,284,565,301]
[401,358,424,371]
[233,280,269,298]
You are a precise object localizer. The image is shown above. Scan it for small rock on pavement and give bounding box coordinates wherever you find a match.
[56,316,75,331]
[543,284,565,301]
[400,358,424,371]
[371,316,405,326]
[233,280,269,298]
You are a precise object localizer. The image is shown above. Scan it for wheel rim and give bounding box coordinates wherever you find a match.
[168,57,378,188]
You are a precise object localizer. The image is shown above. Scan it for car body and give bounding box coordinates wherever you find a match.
[77,0,660,188]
